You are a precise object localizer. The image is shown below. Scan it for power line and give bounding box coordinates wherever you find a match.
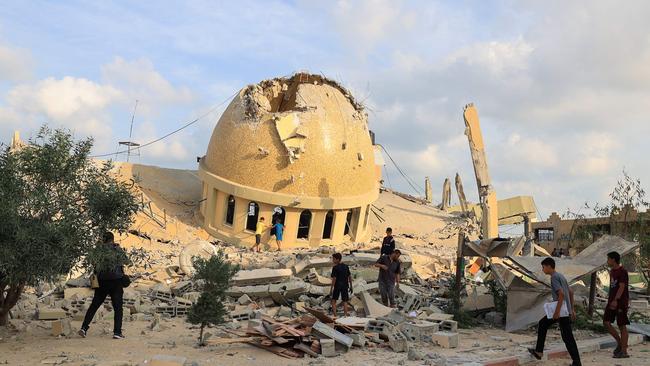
[378,144,423,196]
[90,90,239,159]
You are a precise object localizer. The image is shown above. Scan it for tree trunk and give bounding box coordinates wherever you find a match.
[197,323,205,346]
[0,282,25,326]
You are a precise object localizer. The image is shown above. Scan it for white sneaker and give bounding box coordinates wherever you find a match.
[112,333,125,339]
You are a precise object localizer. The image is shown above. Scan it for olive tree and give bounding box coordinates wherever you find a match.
[0,127,138,325]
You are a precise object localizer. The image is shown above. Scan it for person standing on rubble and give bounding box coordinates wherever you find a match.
[604,251,630,359]
[380,227,395,257]
[79,232,128,340]
[252,217,269,252]
[374,249,401,307]
[528,257,581,366]
[329,253,353,317]
[273,218,285,252]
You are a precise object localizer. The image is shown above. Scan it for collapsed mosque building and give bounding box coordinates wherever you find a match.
[198,73,383,248]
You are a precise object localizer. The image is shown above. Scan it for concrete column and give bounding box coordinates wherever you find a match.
[351,206,367,242]
[309,210,326,248]
[204,187,217,228]
[200,182,208,216]
[233,196,248,233]
[331,210,348,244]
[522,215,533,256]
[283,209,300,247]
[213,190,226,229]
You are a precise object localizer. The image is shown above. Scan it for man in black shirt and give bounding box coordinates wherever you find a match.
[79,232,128,339]
[380,227,395,257]
[330,253,352,317]
[375,249,401,307]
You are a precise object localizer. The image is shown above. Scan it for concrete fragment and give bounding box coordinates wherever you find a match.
[231,268,292,286]
[360,291,392,317]
[431,331,458,348]
[312,321,353,348]
[320,338,336,357]
[400,321,439,342]
[293,257,332,274]
[64,287,94,300]
[238,294,252,305]
[51,318,72,336]
[37,308,67,320]
[307,268,331,286]
[349,332,367,347]
[388,331,409,352]
[485,311,504,326]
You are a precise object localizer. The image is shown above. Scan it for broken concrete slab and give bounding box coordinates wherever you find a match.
[226,284,270,298]
[231,268,292,286]
[51,318,72,336]
[293,257,331,274]
[360,291,392,318]
[312,321,353,348]
[37,308,67,320]
[307,268,331,286]
[320,338,336,357]
[63,287,94,300]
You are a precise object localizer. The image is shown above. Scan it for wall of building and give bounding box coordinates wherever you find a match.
[532,208,649,254]
[198,183,372,248]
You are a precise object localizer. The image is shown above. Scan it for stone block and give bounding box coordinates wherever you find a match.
[51,318,72,336]
[440,320,458,332]
[293,257,331,274]
[360,291,392,317]
[37,308,67,320]
[320,338,337,357]
[400,321,439,342]
[231,309,251,321]
[630,299,649,310]
[312,321,353,348]
[388,331,408,352]
[366,319,395,338]
[231,268,292,286]
[269,281,309,303]
[148,355,187,366]
[170,280,193,296]
[226,284,270,298]
[431,331,459,348]
[238,294,252,305]
[64,287,94,300]
[349,332,367,347]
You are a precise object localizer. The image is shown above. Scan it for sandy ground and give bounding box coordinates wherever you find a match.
[3,316,647,366]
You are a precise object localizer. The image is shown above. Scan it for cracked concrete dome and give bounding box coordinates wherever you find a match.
[202,73,378,202]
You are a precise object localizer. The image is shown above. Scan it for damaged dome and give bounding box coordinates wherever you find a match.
[202,72,378,199]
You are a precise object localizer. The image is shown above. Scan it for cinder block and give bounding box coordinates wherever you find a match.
[388,331,408,352]
[440,319,458,332]
[366,319,395,338]
[400,321,439,342]
[431,331,459,348]
[320,338,336,357]
[349,332,367,347]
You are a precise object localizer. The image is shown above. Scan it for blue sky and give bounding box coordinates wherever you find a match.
[1,1,649,230]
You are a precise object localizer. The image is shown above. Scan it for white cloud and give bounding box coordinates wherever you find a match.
[101,57,194,115]
[445,37,534,76]
[0,43,33,82]
[570,132,619,176]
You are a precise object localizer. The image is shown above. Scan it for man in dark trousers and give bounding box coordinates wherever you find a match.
[604,251,630,358]
[374,249,401,307]
[528,257,581,366]
[380,227,395,257]
[329,253,352,317]
[79,232,128,339]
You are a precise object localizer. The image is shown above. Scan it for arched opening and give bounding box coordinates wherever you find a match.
[272,207,285,225]
[245,202,259,231]
[225,195,235,226]
[297,210,312,239]
[344,210,352,236]
[271,207,285,237]
[322,210,334,239]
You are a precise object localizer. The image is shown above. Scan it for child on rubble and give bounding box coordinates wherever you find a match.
[252,217,269,252]
[272,218,284,252]
[330,253,352,317]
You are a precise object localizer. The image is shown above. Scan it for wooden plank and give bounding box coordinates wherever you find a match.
[294,343,318,357]
[304,306,335,324]
[206,337,257,345]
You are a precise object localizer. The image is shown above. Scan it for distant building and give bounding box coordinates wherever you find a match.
[198,73,382,248]
[532,207,650,254]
